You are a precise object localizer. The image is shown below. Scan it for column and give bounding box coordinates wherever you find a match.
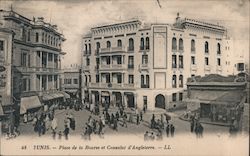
[134,93,137,108]
[52,53,55,68]
[46,75,49,90]
[98,91,101,106]
[123,94,127,108]
[39,75,42,91]
[46,52,48,68]
[52,75,54,90]
[121,92,124,107]
[40,51,42,67]
[57,75,60,90]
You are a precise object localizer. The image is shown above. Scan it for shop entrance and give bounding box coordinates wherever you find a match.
[200,103,211,118]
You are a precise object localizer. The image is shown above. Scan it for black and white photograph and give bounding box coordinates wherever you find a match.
[0,0,249,155]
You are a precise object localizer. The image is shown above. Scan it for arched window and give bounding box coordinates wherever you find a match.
[191,39,195,52]
[205,41,209,53]
[85,44,88,54]
[128,38,134,51]
[217,43,221,54]
[179,38,183,51]
[141,75,144,88]
[107,41,111,48]
[117,39,122,47]
[146,37,150,50]
[179,75,183,87]
[96,42,100,53]
[146,75,150,88]
[172,75,177,88]
[140,38,144,50]
[35,32,39,42]
[89,43,91,54]
[172,37,177,51]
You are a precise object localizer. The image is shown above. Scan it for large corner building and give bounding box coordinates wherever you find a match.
[81,14,237,111]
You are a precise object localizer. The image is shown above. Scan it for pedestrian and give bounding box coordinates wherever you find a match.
[58,131,62,140]
[190,120,194,133]
[150,132,155,141]
[170,124,175,137]
[166,124,170,137]
[140,111,143,121]
[122,113,127,128]
[51,117,58,131]
[23,113,28,123]
[116,111,119,120]
[136,114,140,125]
[63,125,69,140]
[113,117,118,131]
[52,130,56,140]
[144,131,149,141]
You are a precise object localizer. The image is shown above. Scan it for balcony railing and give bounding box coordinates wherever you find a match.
[172,46,177,52]
[100,48,111,53]
[172,64,177,68]
[127,46,134,52]
[191,64,197,71]
[99,64,111,70]
[141,84,149,88]
[112,64,126,69]
[205,65,211,71]
[95,49,100,55]
[90,82,135,89]
[128,64,134,69]
[191,48,196,53]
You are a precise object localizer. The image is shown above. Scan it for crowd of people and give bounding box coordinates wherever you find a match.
[190,115,204,138]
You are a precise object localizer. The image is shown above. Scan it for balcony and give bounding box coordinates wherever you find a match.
[172,46,177,52]
[82,65,90,71]
[89,83,135,90]
[191,48,196,53]
[99,64,111,70]
[141,84,149,88]
[216,65,222,71]
[83,50,91,56]
[112,64,126,70]
[128,64,134,69]
[100,48,111,53]
[35,67,60,73]
[191,64,197,71]
[139,46,150,52]
[127,47,134,52]
[204,65,211,71]
[140,64,149,71]
[178,47,184,53]
[95,49,100,55]
[172,64,177,69]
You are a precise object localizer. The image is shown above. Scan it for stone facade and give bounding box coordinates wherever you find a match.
[81,14,236,111]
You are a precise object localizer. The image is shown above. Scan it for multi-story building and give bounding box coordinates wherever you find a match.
[0,9,66,115]
[0,27,14,133]
[81,14,230,111]
[62,64,81,99]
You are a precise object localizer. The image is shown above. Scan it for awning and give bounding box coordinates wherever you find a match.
[51,93,64,98]
[20,96,42,114]
[61,92,70,99]
[101,91,110,96]
[0,104,4,116]
[65,89,78,94]
[42,94,54,101]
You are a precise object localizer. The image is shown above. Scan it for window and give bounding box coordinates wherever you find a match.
[117,40,122,47]
[106,56,111,65]
[117,74,122,83]
[128,56,134,68]
[141,75,144,87]
[179,93,183,101]
[85,44,88,54]
[179,75,183,88]
[35,32,39,42]
[48,35,50,44]
[172,55,177,68]
[217,58,221,66]
[191,56,195,65]
[42,33,44,43]
[48,53,53,62]
[0,40,4,51]
[146,75,150,88]
[86,58,90,66]
[89,43,91,54]
[128,38,134,51]
[172,37,177,50]
[45,34,47,43]
[142,55,148,64]
[106,74,110,83]
[172,93,177,102]
[21,27,26,41]
[22,78,30,92]
[96,58,100,65]
[107,41,111,48]
[205,41,209,53]
[217,43,221,54]
[21,52,27,67]
[237,63,244,71]
[89,75,91,83]
[27,30,31,41]
[96,75,99,83]
[179,55,183,68]
[50,36,53,45]
[205,57,209,65]
[191,39,195,52]
[96,42,100,53]
[74,78,78,84]
[172,75,177,88]
[129,75,134,84]
[117,56,122,64]
[179,38,183,51]
[140,38,144,50]
[146,37,150,50]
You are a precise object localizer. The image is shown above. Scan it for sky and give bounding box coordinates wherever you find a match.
[0,0,249,67]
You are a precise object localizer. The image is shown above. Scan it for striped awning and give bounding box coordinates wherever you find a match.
[20,96,42,114]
